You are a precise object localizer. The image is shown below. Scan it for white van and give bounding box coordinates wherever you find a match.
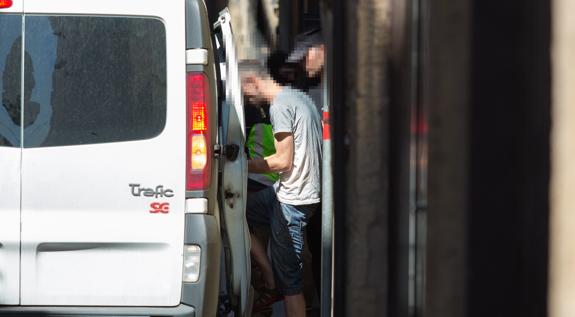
[0,0,251,316]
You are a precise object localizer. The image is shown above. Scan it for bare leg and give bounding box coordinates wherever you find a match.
[250,233,275,289]
[284,293,306,317]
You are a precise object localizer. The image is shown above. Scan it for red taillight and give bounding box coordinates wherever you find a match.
[0,0,13,9]
[186,72,211,191]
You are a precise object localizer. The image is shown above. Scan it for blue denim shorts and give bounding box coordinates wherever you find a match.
[246,186,318,296]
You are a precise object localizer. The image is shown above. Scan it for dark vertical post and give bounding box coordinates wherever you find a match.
[330,0,348,314]
[467,0,550,316]
[340,0,390,316]
[424,0,471,316]
[388,0,420,314]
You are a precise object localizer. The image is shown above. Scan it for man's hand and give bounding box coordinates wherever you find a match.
[248,132,294,174]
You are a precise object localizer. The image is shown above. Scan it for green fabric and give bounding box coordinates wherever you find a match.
[247,123,279,183]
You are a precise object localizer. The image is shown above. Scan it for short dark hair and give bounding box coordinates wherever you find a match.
[266,51,299,85]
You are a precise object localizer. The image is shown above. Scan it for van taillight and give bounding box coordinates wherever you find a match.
[0,0,12,9]
[186,72,211,191]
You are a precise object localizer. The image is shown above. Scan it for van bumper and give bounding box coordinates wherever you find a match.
[182,214,221,317]
[0,304,195,317]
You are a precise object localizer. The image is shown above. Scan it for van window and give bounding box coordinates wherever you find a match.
[23,16,167,147]
[0,15,22,147]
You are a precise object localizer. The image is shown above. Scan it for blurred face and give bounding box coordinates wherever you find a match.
[305,45,325,78]
[241,73,267,106]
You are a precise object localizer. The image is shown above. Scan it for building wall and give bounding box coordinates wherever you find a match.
[227,0,262,60]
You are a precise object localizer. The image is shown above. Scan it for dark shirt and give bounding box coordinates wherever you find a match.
[244,103,271,134]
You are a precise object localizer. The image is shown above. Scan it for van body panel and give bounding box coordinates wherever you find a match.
[0,304,195,317]
[179,2,222,316]
[0,149,21,305]
[0,1,250,314]
[19,0,187,306]
[182,214,220,317]
[185,0,210,50]
[0,11,22,306]
[22,0,181,17]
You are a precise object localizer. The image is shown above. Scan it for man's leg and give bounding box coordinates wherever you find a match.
[285,294,307,317]
[270,203,317,317]
[247,187,284,312]
[250,233,275,289]
[246,187,278,290]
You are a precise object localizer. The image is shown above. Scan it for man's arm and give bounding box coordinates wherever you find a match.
[248,132,294,174]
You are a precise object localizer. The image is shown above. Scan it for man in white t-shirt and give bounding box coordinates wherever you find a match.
[241,61,322,317]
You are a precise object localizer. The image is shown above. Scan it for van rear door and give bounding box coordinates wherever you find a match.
[19,0,187,306]
[0,1,23,305]
[214,9,252,316]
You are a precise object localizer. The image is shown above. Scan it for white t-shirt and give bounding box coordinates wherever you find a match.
[269,86,322,205]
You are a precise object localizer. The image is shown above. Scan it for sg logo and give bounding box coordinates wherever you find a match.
[150,202,170,214]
